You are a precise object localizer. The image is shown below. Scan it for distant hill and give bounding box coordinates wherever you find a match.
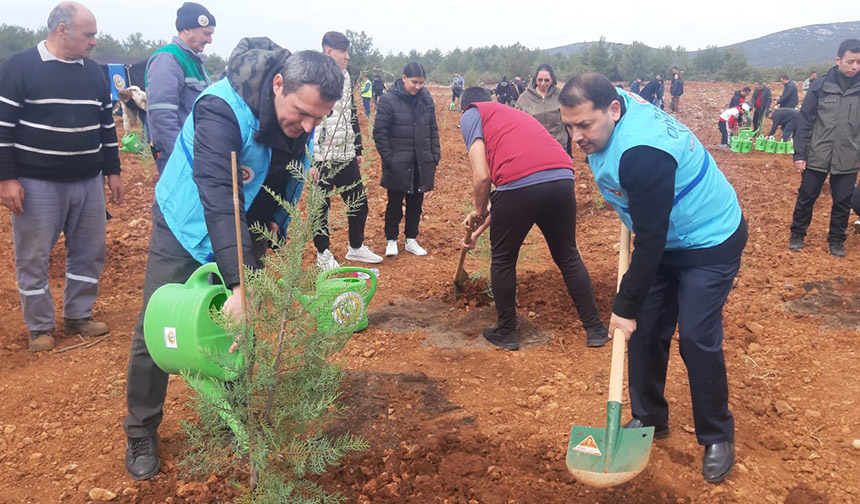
[544,21,860,68]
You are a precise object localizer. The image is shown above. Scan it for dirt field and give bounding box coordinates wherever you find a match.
[1,82,858,504]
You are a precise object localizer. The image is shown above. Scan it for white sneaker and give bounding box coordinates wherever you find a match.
[316,249,339,271]
[404,238,427,256]
[345,244,383,263]
[385,240,398,257]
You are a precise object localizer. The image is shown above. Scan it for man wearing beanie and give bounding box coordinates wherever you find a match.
[145,2,215,173]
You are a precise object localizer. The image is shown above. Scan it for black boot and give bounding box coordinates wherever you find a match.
[585,325,610,347]
[622,417,670,439]
[125,435,160,480]
[702,440,734,483]
[482,327,519,351]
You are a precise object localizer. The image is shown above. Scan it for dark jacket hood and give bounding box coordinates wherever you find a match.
[227,37,291,117]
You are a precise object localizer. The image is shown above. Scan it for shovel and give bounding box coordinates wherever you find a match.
[566,223,654,487]
[453,216,477,300]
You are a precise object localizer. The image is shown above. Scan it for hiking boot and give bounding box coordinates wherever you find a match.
[829,242,845,258]
[623,417,670,439]
[788,235,804,252]
[585,325,610,347]
[404,238,427,256]
[316,249,339,271]
[345,244,383,264]
[28,330,55,352]
[63,317,108,337]
[385,240,398,257]
[482,327,519,351]
[125,435,160,481]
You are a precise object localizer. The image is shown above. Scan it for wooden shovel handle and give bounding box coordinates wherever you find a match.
[454,216,477,284]
[609,224,632,404]
[231,152,247,315]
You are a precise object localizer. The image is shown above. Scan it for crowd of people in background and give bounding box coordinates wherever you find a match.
[1,0,859,489]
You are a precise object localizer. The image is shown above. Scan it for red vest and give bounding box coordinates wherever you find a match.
[471,102,573,187]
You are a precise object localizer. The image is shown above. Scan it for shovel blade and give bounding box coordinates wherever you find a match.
[566,402,654,487]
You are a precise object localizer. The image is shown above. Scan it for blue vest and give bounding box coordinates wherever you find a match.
[588,89,742,250]
[155,79,312,263]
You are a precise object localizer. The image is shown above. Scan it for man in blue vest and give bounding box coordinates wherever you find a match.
[122,39,343,481]
[559,73,747,484]
[146,2,215,173]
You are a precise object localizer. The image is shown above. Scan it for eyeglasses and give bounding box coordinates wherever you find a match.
[536,78,552,83]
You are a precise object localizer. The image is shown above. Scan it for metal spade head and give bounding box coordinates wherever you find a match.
[566,401,654,487]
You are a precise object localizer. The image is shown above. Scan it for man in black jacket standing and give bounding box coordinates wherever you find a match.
[777,75,799,109]
[750,82,771,132]
[668,67,684,114]
[123,41,343,481]
[791,39,860,258]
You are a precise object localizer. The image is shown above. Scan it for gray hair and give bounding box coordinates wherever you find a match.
[280,50,344,102]
[47,2,78,32]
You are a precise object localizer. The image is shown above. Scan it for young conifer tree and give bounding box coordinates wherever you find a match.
[179,154,369,503]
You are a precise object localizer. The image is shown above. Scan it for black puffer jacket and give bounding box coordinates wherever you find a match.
[373,79,441,193]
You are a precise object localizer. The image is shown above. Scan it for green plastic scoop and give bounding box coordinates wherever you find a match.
[566,224,655,487]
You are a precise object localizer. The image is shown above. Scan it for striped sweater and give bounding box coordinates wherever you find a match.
[0,44,121,181]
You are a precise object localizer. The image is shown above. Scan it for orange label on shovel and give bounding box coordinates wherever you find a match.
[572,435,602,456]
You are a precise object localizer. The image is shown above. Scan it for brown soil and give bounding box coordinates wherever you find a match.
[1,82,859,503]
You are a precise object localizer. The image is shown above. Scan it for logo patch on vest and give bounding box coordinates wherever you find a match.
[198,15,209,27]
[113,74,126,90]
[241,166,254,183]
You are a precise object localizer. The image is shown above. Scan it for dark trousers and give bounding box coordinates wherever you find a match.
[790,169,858,244]
[123,205,265,438]
[384,190,424,240]
[362,97,371,117]
[372,94,380,106]
[628,258,741,446]
[313,157,368,252]
[489,179,602,333]
[669,96,680,113]
[718,121,728,145]
[753,108,765,132]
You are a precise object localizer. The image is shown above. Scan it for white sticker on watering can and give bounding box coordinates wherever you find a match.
[331,291,365,327]
[164,327,178,349]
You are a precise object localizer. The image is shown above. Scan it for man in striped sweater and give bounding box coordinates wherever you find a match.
[0,2,123,352]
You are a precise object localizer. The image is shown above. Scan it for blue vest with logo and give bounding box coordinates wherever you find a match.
[588,89,741,250]
[155,78,311,263]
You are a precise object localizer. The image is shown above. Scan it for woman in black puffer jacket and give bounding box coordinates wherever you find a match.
[373,62,441,257]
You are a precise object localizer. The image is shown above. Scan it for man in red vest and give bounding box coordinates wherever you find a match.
[459,87,608,351]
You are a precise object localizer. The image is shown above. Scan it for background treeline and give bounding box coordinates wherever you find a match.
[1,24,832,85]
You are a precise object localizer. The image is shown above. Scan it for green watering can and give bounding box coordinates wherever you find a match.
[755,136,766,151]
[730,137,741,152]
[765,137,777,153]
[741,139,753,153]
[118,132,145,153]
[737,127,753,141]
[786,139,794,155]
[775,141,787,155]
[296,267,378,334]
[143,263,246,445]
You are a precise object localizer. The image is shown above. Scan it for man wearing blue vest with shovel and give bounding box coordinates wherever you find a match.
[559,73,747,484]
[123,39,343,481]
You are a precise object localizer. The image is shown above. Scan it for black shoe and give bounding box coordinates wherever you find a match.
[702,440,735,483]
[829,242,845,258]
[125,436,160,480]
[482,327,519,351]
[585,325,610,347]
[789,235,803,252]
[622,417,670,439]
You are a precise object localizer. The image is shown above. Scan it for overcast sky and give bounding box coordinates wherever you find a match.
[4,0,856,59]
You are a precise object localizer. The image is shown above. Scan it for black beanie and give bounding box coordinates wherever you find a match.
[175,2,216,32]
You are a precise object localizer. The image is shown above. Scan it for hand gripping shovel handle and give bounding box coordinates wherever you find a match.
[454,215,477,291]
